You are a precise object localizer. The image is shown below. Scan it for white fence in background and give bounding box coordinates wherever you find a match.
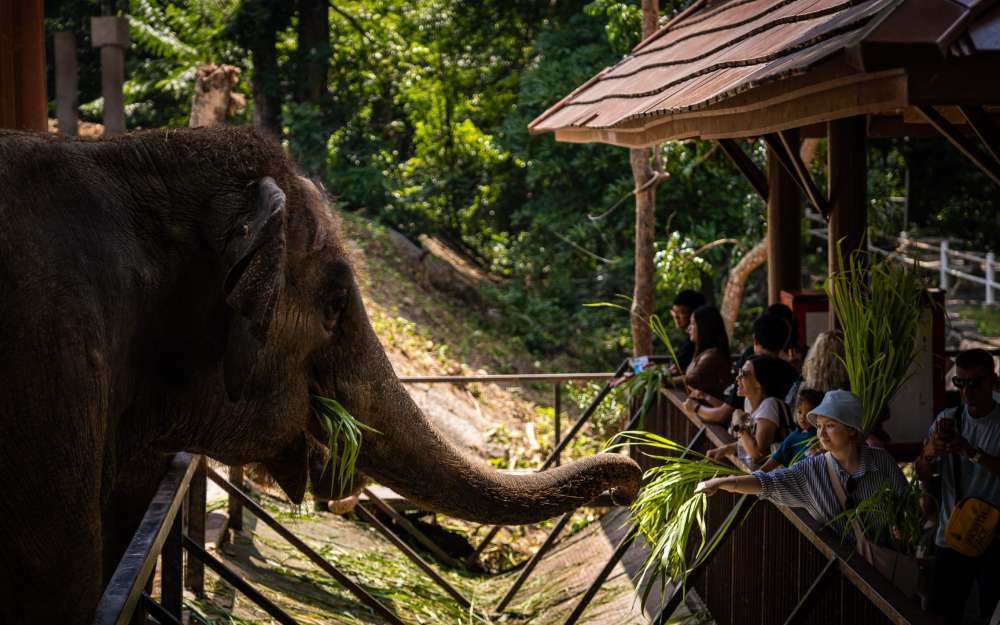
[805,211,998,305]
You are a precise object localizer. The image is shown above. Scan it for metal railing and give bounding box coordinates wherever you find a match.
[92,365,636,625]
[92,455,408,625]
[805,210,998,304]
[94,357,938,625]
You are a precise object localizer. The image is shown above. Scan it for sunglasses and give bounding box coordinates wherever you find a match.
[736,368,752,380]
[952,376,988,390]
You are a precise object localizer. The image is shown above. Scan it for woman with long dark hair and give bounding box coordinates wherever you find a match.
[675,305,733,401]
[707,354,794,469]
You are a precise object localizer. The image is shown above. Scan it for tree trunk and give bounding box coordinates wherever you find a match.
[295,0,330,104]
[630,0,660,357]
[630,148,656,356]
[238,0,290,139]
[721,239,768,338]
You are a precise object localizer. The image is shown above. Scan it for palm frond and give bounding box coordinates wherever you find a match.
[826,248,925,434]
[610,431,747,604]
[827,478,924,553]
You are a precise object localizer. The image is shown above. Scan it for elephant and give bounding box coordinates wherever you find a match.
[0,127,642,625]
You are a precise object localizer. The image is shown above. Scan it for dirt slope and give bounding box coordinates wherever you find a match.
[338,212,597,464]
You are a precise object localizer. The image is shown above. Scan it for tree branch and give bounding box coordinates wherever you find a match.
[330,3,373,43]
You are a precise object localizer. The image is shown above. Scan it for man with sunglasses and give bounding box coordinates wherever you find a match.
[916,349,1000,624]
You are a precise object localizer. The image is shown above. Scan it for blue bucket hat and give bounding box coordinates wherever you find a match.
[807,389,863,432]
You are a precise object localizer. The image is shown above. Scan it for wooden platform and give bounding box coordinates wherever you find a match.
[188,487,706,624]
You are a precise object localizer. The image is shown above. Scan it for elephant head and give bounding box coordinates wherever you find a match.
[172,128,642,524]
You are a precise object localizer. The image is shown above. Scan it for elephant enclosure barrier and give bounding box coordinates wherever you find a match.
[92,359,938,625]
[92,369,643,625]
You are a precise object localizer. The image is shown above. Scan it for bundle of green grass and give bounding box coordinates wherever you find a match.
[311,395,377,498]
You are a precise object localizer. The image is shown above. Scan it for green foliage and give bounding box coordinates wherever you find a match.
[655,231,712,308]
[119,0,248,128]
[825,250,925,434]
[953,306,1000,337]
[829,478,924,554]
[584,0,642,53]
[310,395,378,497]
[609,432,747,604]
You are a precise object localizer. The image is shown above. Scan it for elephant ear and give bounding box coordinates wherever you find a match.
[223,177,287,402]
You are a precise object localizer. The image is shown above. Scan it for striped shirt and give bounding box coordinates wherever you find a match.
[753,445,907,541]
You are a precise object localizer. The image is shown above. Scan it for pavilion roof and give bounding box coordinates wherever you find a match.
[529,0,1000,146]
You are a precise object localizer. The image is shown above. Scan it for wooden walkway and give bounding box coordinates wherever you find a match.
[185,486,698,625]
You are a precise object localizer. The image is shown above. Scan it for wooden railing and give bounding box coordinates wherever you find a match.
[644,388,937,625]
[93,359,938,625]
[91,367,630,625]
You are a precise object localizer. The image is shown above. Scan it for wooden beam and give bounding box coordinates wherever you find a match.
[827,116,868,329]
[958,105,1000,166]
[767,129,803,305]
[0,0,47,131]
[717,138,769,202]
[917,105,1000,186]
[766,130,830,219]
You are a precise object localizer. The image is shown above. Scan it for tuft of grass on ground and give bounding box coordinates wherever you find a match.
[953,306,1000,337]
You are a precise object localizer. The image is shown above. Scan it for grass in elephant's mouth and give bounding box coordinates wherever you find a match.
[310,395,378,499]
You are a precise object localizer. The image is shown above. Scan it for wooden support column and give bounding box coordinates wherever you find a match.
[91,16,129,136]
[54,32,79,136]
[767,129,802,304]
[0,0,47,131]
[827,116,868,326]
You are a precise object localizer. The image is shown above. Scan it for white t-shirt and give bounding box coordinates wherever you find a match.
[738,396,784,468]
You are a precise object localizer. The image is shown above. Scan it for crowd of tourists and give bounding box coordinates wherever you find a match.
[661,290,1000,624]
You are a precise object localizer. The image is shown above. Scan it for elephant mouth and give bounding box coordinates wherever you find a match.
[302,394,369,501]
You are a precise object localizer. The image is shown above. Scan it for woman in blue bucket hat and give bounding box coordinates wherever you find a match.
[696,390,907,541]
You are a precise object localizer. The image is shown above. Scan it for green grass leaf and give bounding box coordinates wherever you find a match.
[825,248,926,434]
[610,431,747,605]
[310,395,379,498]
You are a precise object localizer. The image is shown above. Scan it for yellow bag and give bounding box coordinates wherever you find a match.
[945,496,999,557]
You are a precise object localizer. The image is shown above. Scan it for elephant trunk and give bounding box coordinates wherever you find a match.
[317,288,642,525]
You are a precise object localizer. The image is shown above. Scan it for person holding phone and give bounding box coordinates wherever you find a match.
[915,349,1000,624]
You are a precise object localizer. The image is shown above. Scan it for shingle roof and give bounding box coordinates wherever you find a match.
[529,0,1000,145]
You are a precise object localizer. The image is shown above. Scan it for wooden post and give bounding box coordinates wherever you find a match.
[767,130,802,304]
[228,465,244,532]
[827,116,867,327]
[940,240,950,289]
[987,252,995,306]
[0,0,47,131]
[54,32,79,136]
[184,457,206,595]
[91,16,129,135]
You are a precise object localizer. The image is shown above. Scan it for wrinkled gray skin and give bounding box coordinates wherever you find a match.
[0,128,641,625]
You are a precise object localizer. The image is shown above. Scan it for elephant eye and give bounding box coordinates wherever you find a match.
[322,287,349,328]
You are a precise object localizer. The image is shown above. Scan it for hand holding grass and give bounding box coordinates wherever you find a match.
[695,475,763,496]
[706,444,734,461]
[695,479,721,496]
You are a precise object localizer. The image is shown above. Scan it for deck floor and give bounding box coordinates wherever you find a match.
[181,488,709,624]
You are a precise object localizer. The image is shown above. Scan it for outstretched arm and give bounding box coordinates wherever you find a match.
[696,475,762,496]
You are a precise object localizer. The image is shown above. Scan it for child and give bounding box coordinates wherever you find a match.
[759,388,823,472]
